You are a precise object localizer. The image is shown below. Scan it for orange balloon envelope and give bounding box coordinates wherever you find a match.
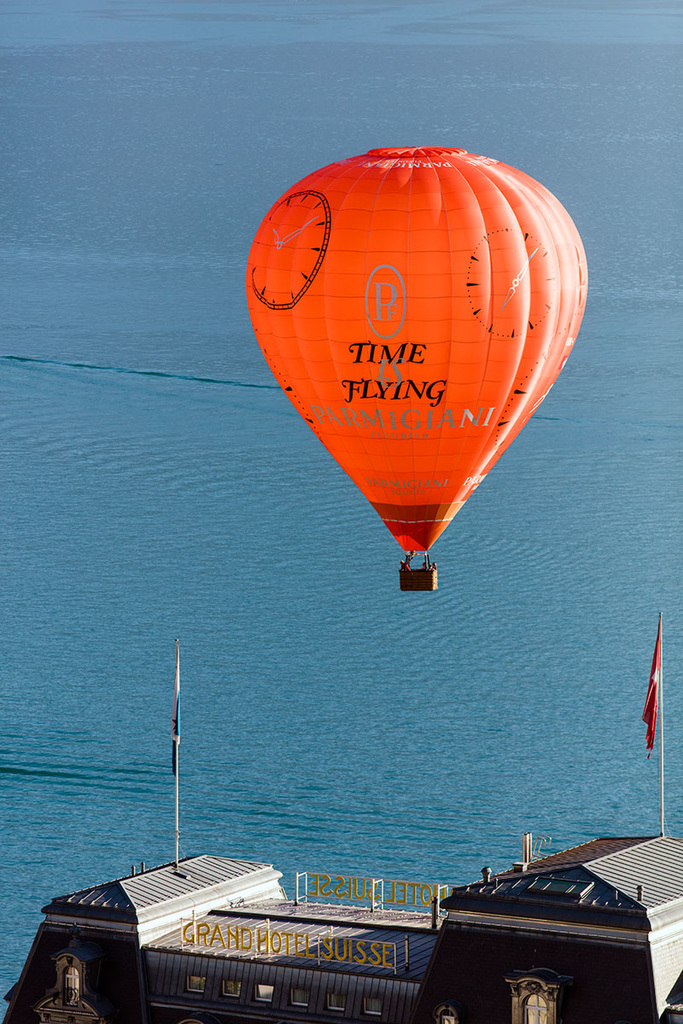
[246,147,587,551]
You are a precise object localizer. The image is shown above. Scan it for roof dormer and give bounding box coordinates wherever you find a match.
[33,930,116,1023]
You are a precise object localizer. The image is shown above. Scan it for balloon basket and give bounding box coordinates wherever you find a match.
[399,567,438,591]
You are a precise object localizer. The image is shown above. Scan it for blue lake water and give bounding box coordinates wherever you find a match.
[1,0,682,1003]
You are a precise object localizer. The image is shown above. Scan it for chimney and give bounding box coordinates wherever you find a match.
[512,832,533,873]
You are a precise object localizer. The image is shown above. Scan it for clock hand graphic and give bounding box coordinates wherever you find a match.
[251,190,332,309]
[501,247,538,309]
[467,230,554,337]
[273,215,321,250]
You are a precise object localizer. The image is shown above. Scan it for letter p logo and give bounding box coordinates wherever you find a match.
[366,265,406,339]
[375,282,398,321]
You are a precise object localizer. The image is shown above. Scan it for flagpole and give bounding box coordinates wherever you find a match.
[659,613,664,837]
[173,638,180,868]
[175,733,180,868]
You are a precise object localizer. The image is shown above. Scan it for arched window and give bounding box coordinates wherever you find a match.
[505,969,572,1024]
[432,1000,463,1024]
[64,965,79,1005]
[524,993,548,1024]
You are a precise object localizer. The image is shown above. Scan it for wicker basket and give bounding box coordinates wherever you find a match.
[399,567,438,591]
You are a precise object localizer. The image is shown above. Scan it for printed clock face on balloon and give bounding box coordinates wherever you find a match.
[250,190,332,309]
[466,228,557,338]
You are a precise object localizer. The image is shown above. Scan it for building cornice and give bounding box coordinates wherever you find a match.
[444,909,650,946]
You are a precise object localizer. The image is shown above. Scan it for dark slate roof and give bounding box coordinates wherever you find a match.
[445,864,643,913]
[443,835,683,922]
[516,835,683,909]
[46,855,274,917]
[145,947,424,1023]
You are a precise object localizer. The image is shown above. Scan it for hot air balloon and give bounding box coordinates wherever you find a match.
[246,147,587,589]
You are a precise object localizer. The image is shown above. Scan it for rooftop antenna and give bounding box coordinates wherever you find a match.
[532,835,552,861]
[172,638,181,867]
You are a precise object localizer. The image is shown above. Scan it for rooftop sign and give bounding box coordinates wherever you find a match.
[296,872,452,910]
[181,920,399,972]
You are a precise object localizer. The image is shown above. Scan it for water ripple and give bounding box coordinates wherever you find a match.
[1,354,279,390]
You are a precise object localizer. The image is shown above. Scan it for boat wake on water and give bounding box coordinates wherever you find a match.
[0,354,279,391]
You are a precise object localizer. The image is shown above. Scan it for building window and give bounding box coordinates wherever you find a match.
[432,1007,464,1024]
[186,975,206,993]
[291,987,310,1006]
[222,979,242,997]
[255,983,275,1002]
[433,1005,463,1024]
[327,991,347,1011]
[363,995,383,1015]
[63,965,79,1005]
[524,993,548,1024]
[504,969,572,1024]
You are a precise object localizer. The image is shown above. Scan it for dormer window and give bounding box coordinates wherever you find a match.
[504,969,572,1024]
[64,965,79,1005]
[433,1001,464,1024]
[34,938,115,1023]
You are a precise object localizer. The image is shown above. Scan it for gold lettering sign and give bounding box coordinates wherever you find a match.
[180,922,396,970]
[303,872,450,908]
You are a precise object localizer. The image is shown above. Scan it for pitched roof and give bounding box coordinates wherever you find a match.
[443,835,683,916]
[447,864,641,912]
[524,836,655,874]
[49,855,273,915]
[121,855,272,911]
[589,836,683,908]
